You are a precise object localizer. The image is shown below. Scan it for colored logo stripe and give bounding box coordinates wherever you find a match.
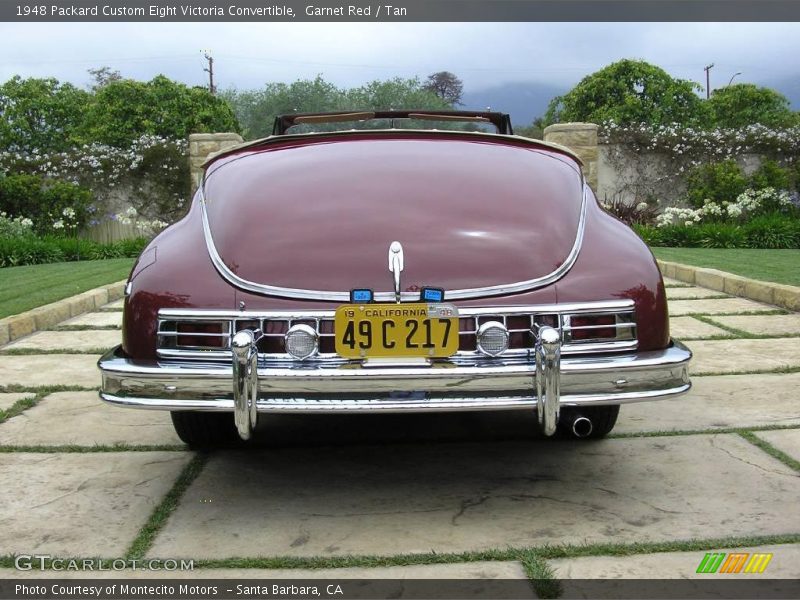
[696,553,726,573]
[696,552,773,574]
[720,553,749,573]
[744,553,773,573]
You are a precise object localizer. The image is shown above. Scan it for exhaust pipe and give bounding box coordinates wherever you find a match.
[571,416,593,439]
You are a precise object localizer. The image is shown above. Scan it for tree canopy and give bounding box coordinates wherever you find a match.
[82,75,240,146]
[707,83,798,128]
[423,71,464,105]
[0,73,240,152]
[222,75,452,139]
[0,76,91,152]
[544,59,707,127]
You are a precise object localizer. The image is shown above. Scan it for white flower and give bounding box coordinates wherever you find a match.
[52,220,64,229]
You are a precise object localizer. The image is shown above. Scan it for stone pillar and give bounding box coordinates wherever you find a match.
[189,132,244,193]
[542,123,599,190]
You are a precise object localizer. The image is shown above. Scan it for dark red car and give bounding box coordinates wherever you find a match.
[98,110,691,447]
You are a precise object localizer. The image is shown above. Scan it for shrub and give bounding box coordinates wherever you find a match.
[742,214,800,249]
[0,236,65,267]
[697,223,746,248]
[0,234,147,267]
[632,224,661,246]
[601,196,660,226]
[0,211,34,237]
[749,159,794,192]
[652,224,703,247]
[684,160,749,209]
[0,174,91,234]
[639,215,800,249]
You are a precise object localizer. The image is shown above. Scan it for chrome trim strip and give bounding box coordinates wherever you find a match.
[101,384,691,414]
[197,183,588,302]
[99,341,692,413]
[158,300,633,321]
[156,300,637,360]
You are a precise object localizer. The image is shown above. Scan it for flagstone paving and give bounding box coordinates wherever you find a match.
[0,391,182,446]
[688,338,800,374]
[0,451,192,556]
[666,286,729,300]
[0,354,102,388]
[102,299,125,310]
[147,434,800,559]
[668,297,778,316]
[662,277,691,288]
[668,316,729,340]
[60,311,123,328]
[711,314,800,336]
[3,330,120,352]
[753,429,800,462]
[548,543,800,578]
[615,373,800,433]
[0,392,32,412]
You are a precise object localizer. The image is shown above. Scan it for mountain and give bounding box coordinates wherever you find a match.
[461,81,566,127]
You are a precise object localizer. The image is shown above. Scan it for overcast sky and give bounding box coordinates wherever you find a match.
[1,22,799,102]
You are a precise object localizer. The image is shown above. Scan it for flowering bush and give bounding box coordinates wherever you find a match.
[116,206,168,238]
[0,135,190,228]
[0,174,92,234]
[655,187,795,227]
[599,121,800,207]
[0,211,34,237]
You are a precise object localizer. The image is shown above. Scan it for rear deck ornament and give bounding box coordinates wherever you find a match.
[388,241,404,303]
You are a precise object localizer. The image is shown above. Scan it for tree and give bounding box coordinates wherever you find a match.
[346,77,452,111]
[544,59,707,127]
[87,66,122,91]
[0,76,90,152]
[221,76,346,139]
[222,76,452,140]
[707,83,798,128]
[81,75,240,146]
[423,71,464,105]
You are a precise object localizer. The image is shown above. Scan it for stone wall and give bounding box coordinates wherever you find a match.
[542,123,599,190]
[188,133,244,193]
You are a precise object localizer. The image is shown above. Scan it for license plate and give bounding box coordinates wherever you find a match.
[334,303,459,358]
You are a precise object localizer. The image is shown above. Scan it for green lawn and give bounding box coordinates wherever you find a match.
[652,248,800,286]
[0,259,134,319]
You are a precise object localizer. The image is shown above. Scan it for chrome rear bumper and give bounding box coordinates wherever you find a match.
[99,339,691,439]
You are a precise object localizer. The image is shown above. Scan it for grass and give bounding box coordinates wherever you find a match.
[125,453,208,560]
[739,431,800,472]
[0,258,133,319]
[652,247,800,286]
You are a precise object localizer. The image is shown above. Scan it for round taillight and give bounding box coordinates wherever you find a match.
[477,321,509,356]
[285,324,319,360]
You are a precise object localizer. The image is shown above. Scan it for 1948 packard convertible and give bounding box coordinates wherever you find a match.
[98,110,692,447]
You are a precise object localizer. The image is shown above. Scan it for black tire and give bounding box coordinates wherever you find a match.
[558,405,620,439]
[170,411,239,448]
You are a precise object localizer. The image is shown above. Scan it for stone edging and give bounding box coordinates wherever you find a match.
[0,280,126,346]
[658,260,800,311]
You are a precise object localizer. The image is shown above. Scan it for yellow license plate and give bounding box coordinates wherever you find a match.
[334,303,459,358]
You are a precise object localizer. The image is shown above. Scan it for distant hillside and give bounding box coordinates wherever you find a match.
[462,81,566,127]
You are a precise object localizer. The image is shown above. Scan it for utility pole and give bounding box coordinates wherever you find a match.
[704,63,714,99]
[202,49,215,95]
